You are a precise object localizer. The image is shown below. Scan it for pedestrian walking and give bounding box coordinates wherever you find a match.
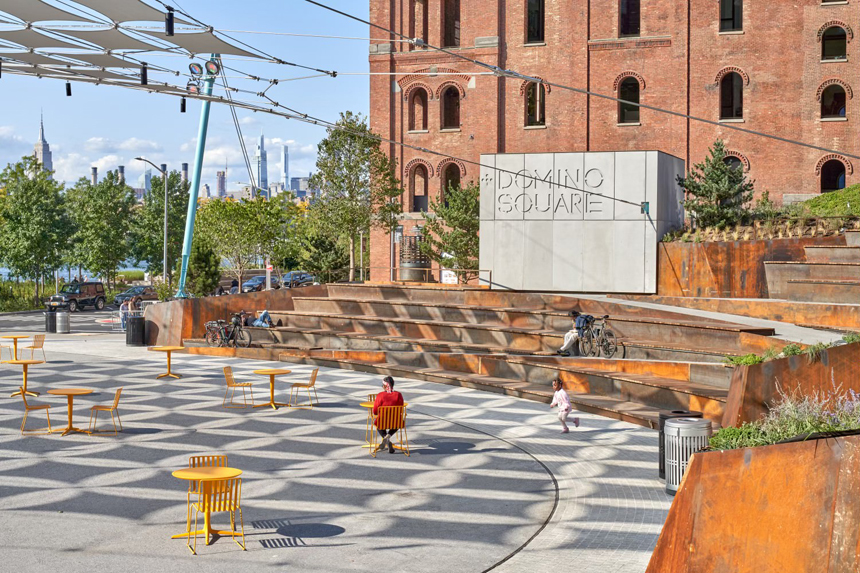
[550,378,579,433]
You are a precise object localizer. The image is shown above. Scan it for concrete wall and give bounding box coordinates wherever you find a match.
[479,151,684,293]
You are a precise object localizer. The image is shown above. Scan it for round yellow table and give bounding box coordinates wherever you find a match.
[151,346,184,379]
[361,401,408,448]
[171,466,243,546]
[2,335,29,360]
[253,369,292,410]
[4,359,44,397]
[47,388,93,436]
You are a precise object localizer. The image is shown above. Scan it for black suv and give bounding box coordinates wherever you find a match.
[46,282,107,312]
[281,271,316,289]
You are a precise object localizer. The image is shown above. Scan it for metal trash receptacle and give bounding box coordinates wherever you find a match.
[664,417,712,495]
[44,311,57,333]
[126,316,145,346]
[56,311,70,334]
[659,410,703,480]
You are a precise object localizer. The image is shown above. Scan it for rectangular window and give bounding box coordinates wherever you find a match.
[619,0,640,37]
[527,0,545,43]
[443,0,460,47]
[720,0,742,32]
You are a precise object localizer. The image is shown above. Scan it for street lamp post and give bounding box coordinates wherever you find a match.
[135,157,168,287]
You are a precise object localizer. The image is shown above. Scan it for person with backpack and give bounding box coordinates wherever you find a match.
[557,310,592,357]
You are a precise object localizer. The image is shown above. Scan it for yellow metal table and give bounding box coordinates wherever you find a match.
[47,388,94,436]
[171,466,243,545]
[2,335,29,360]
[4,359,44,397]
[253,369,292,410]
[151,346,184,379]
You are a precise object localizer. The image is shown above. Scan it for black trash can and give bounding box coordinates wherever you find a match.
[659,410,703,480]
[126,316,146,346]
[44,311,57,333]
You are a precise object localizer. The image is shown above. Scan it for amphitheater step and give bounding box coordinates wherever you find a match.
[847,231,860,247]
[765,261,860,299]
[804,246,860,263]
[785,279,860,304]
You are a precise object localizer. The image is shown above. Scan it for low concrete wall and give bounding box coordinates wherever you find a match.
[722,341,860,427]
[647,436,860,573]
[657,235,846,298]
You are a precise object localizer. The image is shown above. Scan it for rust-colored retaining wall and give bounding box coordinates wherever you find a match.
[647,436,860,573]
[722,342,860,427]
[144,285,328,346]
[658,235,846,298]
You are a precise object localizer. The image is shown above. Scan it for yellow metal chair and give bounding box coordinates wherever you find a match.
[288,368,319,409]
[88,388,123,436]
[188,477,246,554]
[364,393,378,445]
[20,391,52,435]
[223,366,255,408]
[370,405,410,458]
[24,334,47,362]
[186,455,228,535]
[0,343,12,361]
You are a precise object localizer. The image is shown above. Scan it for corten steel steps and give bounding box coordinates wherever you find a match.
[765,260,860,300]
[847,231,860,247]
[785,279,860,304]
[804,245,860,263]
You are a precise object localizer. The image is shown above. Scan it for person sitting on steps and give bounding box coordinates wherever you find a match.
[373,376,405,454]
[557,310,592,357]
[252,309,275,328]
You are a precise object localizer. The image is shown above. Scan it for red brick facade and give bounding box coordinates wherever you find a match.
[369,0,859,281]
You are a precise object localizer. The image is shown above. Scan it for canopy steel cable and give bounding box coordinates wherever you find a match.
[221,63,258,190]
[302,0,860,162]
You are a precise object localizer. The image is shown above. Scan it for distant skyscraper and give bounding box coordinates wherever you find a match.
[216,171,227,198]
[33,113,53,179]
[138,169,152,193]
[202,183,211,198]
[281,145,289,188]
[255,131,268,191]
[181,163,189,183]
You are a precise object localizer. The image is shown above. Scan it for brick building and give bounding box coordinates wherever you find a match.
[369,0,858,281]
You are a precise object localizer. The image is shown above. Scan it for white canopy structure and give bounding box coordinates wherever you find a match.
[72,0,192,25]
[0,0,93,24]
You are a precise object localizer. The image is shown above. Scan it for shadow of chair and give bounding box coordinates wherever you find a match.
[88,388,124,436]
[223,366,255,408]
[20,391,52,435]
[288,368,319,409]
[370,405,410,458]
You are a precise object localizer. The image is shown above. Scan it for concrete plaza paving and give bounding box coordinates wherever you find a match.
[0,334,670,572]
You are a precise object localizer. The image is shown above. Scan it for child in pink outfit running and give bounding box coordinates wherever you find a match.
[550,378,580,433]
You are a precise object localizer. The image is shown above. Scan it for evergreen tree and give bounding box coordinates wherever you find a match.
[679,140,755,228]
[184,237,221,297]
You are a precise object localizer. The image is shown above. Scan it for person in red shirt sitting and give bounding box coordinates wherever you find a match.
[373,376,405,454]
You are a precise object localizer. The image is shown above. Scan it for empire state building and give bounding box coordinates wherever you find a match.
[33,115,53,179]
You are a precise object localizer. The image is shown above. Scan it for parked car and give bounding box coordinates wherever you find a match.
[281,271,316,289]
[46,282,106,312]
[241,275,280,293]
[114,285,157,306]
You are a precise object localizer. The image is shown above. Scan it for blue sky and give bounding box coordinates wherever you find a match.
[0,0,370,191]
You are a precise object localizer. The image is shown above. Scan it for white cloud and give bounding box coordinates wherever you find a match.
[85,137,161,154]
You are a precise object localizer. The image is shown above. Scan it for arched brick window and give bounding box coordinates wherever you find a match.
[411,164,429,212]
[822,26,847,61]
[525,82,546,126]
[441,86,460,129]
[442,163,461,207]
[821,159,846,193]
[720,72,743,120]
[618,77,640,124]
[821,85,847,118]
[723,156,743,171]
[409,87,428,131]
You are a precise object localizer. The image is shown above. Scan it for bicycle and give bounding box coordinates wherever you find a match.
[205,314,252,348]
[579,315,618,358]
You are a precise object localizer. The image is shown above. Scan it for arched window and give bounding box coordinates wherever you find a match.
[409,88,428,131]
[720,0,742,32]
[618,77,640,124]
[822,27,847,61]
[443,0,460,47]
[723,156,743,171]
[720,72,743,120]
[525,82,546,127]
[527,0,545,44]
[619,0,640,37]
[443,163,461,206]
[411,164,429,212]
[821,85,846,118]
[441,86,460,129]
[411,0,428,49]
[821,159,846,193]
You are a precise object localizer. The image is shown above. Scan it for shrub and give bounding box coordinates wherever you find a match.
[804,342,830,364]
[708,424,767,451]
[797,183,860,217]
[842,332,860,344]
[723,353,765,366]
[780,343,803,357]
[761,347,780,362]
[118,270,145,282]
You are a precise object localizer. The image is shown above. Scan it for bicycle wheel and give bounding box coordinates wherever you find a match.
[578,331,593,357]
[205,328,221,347]
[236,328,252,348]
[601,330,618,358]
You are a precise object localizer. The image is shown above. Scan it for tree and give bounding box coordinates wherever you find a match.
[418,182,480,282]
[295,204,350,281]
[679,140,755,228]
[66,170,135,290]
[184,236,221,297]
[194,198,258,285]
[309,111,403,281]
[0,156,72,303]
[255,193,304,278]
[129,171,189,285]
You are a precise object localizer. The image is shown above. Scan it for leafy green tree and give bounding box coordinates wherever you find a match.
[295,204,350,281]
[129,171,189,286]
[254,193,304,278]
[679,140,755,228]
[184,236,221,297]
[0,156,72,303]
[194,198,258,285]
[418,182,480,282]
[66,170,135,290]
[309,111,403,281]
